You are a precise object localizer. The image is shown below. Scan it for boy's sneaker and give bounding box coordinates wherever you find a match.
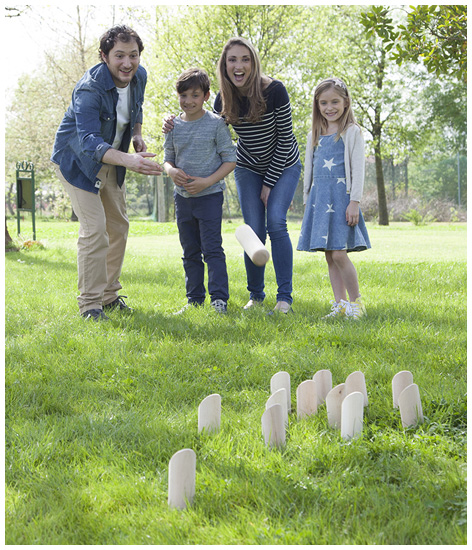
[174,302,202,315]
[243,299,263,310]
[104,295,133,312]
[345,297,366,320]
[211,299,227,313]
[322,300,348,319]
[81,308,109,321]
[268,300,293,315]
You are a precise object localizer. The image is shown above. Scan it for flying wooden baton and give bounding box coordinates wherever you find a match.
[235,224,270,266]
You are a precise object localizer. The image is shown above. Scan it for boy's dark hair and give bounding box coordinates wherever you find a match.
[176,68,210,95]
[99,25,144,60]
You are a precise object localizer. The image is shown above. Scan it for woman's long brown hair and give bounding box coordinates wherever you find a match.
[216,37,267,125]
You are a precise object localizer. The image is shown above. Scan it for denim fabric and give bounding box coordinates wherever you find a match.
[234,160,301,304]
[174,192,229,304]
[51,63,146,194]
[297,134,370,253]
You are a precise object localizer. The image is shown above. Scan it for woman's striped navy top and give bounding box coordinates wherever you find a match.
[214,79,300,188]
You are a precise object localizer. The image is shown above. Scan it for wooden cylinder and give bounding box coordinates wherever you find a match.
[235,224,270,266]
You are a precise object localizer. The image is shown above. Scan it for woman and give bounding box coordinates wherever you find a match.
[215,37,301,313]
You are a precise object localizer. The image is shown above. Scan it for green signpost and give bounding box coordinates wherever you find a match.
[16,161,36,240]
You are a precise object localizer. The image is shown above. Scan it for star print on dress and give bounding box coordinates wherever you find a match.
[326,204,335,213]
[323,158,336,171]
[336,177,346,185]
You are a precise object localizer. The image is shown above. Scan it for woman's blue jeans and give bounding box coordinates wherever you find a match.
[234,160,301,304]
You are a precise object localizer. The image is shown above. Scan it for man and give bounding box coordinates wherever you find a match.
[52,25,162,321]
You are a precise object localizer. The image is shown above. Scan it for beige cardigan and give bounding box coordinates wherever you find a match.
[303,124,365,204]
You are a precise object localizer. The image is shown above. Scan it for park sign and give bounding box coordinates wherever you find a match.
[16,160,36,240]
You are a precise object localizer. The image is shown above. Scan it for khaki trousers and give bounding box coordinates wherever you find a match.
[55,165,129,314]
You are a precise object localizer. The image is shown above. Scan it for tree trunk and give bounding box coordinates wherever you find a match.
[6,183,15,216]
[374,143,389,225]
[404,156,409,197]
[391,156,396,200]
[5,221,18,252]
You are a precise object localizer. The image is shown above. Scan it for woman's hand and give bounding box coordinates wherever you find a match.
[346,200,360,226]
[260,185,271,208]
[162,114,176,134]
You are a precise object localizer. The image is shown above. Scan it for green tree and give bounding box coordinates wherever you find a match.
[4,5,117,218]
[360,5,467,81]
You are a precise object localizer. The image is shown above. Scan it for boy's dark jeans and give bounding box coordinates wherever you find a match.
[174,191,229,304]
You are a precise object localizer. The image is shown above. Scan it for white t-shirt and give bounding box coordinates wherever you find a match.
[112,85,131,149]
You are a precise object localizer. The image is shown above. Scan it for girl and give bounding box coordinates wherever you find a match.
[297,78,371,319]
[215,37,301,314]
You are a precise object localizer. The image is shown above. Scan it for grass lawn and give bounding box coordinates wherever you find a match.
[5,218,467,545]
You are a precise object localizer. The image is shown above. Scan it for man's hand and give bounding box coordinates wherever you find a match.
[132,135,147,153]
[127,152,163,176]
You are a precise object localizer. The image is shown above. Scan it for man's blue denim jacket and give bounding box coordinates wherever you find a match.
[51,62,147,194]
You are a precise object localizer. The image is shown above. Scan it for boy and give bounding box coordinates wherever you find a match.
[164,68,237,313]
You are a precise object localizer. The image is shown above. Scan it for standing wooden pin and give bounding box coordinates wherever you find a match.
[262,403,285,448]
[345,371,368,407]
[198,393,221,433]
[326,383,346,428]
[313,369,332,405]
[266,388,288,426]
[398,383,423,427]
[296,380,318,419]
[168,449,196,510]
[270,371,291,412]
[392,371,414,408]
[235,224,270,266]
[341,391,364,440]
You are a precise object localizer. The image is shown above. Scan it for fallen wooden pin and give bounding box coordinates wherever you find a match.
[345,370,368,407]
[262,403,285,448]
[271,371,291,412]
[168,449,196,510]
[398,383,424,427]
[392,370,414,408]
[296,380,318,419]
[326,383,346,428]
[313,369,332,405]
[266,388,288,427]
[235,224,270,266]
[341,391,364,440]
[198,393,221,433]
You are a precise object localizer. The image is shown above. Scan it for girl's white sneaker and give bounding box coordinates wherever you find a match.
[345,297,366,320]
[322,300,349,319]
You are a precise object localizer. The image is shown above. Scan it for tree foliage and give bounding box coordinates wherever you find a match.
[4,5,467,222]
[360,5,467,81]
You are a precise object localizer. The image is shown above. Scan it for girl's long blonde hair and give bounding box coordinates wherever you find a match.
[311,78,357,148]
[216,37,266,125]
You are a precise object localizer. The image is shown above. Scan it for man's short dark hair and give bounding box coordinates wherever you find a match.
[99,25,144,60]
[176,68,210,95]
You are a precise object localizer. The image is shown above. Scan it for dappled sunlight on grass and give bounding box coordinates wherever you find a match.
[5,219,466,545]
